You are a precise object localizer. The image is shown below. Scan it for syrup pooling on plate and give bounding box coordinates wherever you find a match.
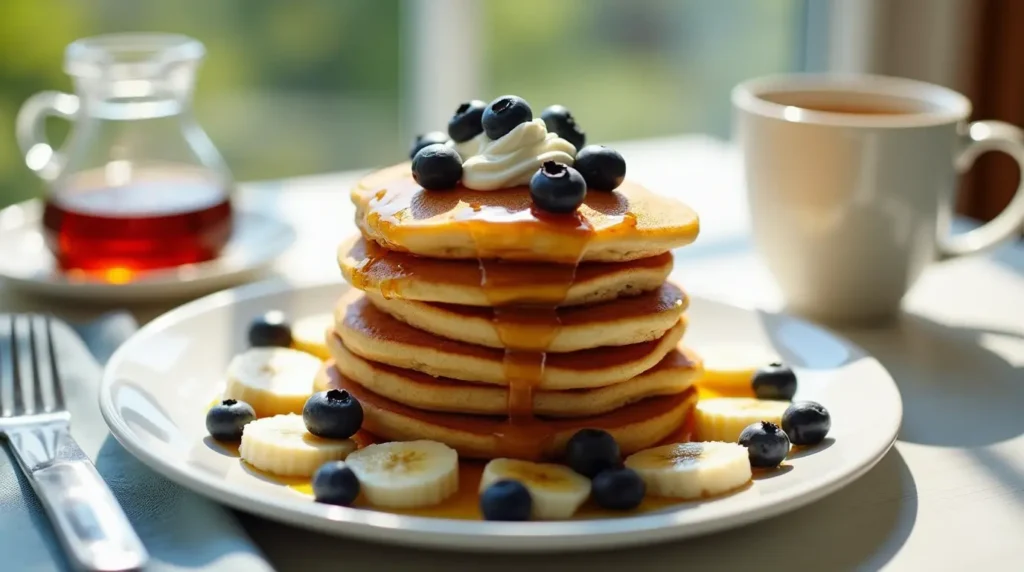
[226,395,711,520]
[282,461,685,520]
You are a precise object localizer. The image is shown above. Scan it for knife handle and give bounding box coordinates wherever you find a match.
[10,425,149,571]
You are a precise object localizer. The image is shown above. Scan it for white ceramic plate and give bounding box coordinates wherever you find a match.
[0,199,295,302]
[100,279,902,552]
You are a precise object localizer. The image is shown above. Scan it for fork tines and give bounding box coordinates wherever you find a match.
[0,314,64,418]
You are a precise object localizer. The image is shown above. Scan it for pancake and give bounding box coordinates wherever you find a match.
[338,235,673,307]
[334,292,687,389]
[317,362,698,461]
[365,282,687,352]
[351,163,700,263]
[322,332,701,417]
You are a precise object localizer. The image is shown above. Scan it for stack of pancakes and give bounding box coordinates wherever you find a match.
[318,163,703,460]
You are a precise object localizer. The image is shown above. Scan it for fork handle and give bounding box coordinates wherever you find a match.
[9,426,149,571]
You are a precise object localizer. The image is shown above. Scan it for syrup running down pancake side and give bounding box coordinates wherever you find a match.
[474,193,634,458]
[469,209,630,459]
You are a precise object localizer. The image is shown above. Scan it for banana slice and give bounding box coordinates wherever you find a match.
[239,414,356,477]
[344,440,459,509]
[694,397,790,442]
[694,344,780,393]
[479,458,591,520]
[224,347,321,418]
[291,314,333,360]
[624,442,751,499]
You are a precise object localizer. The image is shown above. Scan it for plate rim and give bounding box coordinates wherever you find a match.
[99,278,903,552]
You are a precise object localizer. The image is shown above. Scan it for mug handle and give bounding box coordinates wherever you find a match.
[15,90,80,182]
[941,120,1024,258]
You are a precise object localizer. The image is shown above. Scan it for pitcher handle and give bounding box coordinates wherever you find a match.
[941,120,1024,258]
[16,91,80,182]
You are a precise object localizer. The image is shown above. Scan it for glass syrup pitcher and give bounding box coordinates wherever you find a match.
[16,33,234,276]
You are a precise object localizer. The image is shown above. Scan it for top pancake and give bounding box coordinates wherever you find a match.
[351,163,700,263]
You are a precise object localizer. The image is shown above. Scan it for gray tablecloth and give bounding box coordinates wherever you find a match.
[0,313,273,572]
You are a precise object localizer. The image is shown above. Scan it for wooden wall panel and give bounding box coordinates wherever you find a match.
[960,0,1024,223]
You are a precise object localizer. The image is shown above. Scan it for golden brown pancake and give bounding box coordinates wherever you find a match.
[318,362,698,461]
[338,235,673,307]
[333,292,687,389]
[321,332,701,417]
[351,163,700,263]
[365,282,687,352]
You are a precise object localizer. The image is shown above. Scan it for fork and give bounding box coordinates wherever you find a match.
[0,314,148,571]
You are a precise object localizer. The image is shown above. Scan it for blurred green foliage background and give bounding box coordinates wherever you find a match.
[0,0,800,207]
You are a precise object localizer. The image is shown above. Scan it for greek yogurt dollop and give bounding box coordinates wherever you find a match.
[460,119,576,191]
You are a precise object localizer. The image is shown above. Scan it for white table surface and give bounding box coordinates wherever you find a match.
[3,136,1022,570]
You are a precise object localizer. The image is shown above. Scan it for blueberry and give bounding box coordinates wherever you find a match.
[752,362,798,400]
[302,389,364,439]
[565,428,621,478]
[574,145,627,191]
[448,100,487,142]
[411,144,463,190]
[591,467,646,510]
[482,95,533,140]
[782,401,831,445]
[205,399,256,442]
[529,161,587,214]
[410,131,451,159]
[247,311,292,348]
[480,479,532,521]
[312,461,361,506]
[738,421,791,468]
[540,105,586,150]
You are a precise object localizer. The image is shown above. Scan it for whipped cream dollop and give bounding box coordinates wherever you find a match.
[460,119,576,191]
[450,132,488,160]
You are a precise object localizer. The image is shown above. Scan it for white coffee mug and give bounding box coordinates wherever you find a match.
[732,73,1024,323]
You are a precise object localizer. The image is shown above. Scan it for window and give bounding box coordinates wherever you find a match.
[478,0,804,141]
[0,0,810,208]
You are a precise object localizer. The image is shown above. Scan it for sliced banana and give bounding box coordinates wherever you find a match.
[239,414,356,477]
[694,397,790,442]
[479,458,591,520]
[694,343,780,391]
[344,440,459,509]
[291,314,333,360]
[224,347,321,418]
[624,442,751,499]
